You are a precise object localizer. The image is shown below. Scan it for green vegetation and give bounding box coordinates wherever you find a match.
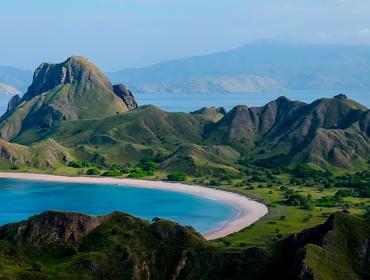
[101,169,122,177]
[0,56,369,278]
[86,168,101,175]
[68,160,91,169]
[167,173,187,181]
[0,210,368,279]
[128,158,159,178]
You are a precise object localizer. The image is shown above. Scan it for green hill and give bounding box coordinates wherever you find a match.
[0,57,368,174]
[0,56,137,141]
[0,210,368,279]
[0,96,369,174]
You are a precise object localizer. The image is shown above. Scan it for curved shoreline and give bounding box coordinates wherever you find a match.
[0,172,268,240]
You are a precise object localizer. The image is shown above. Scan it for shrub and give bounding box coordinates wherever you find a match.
[138,158,159,172]
[286,193,313,210]
[314,196,338,207]
[69,161,83,168]
[209,179,221,186]
[293,164,331,179]
[167,173,187,182]
[128,167,148,178]
[68,161,91,168]
[334,189,353,198]
[120,167,130,174]
[86,168,101,175]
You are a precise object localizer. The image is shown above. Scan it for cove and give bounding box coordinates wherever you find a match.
[0,178,239,234]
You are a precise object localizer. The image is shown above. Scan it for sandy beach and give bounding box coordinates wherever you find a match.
[0,172,268,240]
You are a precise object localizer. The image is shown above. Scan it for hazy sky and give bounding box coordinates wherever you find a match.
[1,0,370,71]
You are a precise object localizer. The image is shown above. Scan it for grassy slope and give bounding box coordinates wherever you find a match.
[12,105,241,175]
[0,82,127,141]
[210,175,370,248]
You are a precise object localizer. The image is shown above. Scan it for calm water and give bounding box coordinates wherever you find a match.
[1,91,369,114]
[0,178,238,234]
[135,90,370,112]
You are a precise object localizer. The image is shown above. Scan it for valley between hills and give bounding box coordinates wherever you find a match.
[0,56,369,279]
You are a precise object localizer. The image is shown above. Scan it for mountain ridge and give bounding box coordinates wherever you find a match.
[3,43,370,93]
[108,43,370,92]
[0,57,368,173]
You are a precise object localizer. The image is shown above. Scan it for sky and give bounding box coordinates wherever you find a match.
[1,0,370,71]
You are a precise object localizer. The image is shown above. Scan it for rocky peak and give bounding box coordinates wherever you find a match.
[190,106,227,121]
[23,56,113,100]
[6,94,21,113]
[191,106,227,116]
[113,83,138,110]
[275,96,291,104]
[301,96,367,130]
[0,56,138,141]
[334,93,348,100]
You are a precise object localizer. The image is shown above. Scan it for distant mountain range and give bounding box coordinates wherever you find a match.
[107,43,370,93]
[0,56,368,173]
[3,43,370,94]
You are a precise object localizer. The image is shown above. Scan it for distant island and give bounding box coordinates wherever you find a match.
[0,56,369,279]
[3,43,370,94]
[107,43,370,93]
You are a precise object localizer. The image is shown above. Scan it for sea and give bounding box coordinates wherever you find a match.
[0,178,238,234]
[133,90,370,112]
[1,91,369,114]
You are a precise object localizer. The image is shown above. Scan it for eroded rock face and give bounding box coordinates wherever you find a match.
[6,94,21,113]
[359,110,370,137]
[0,211,103,246]
[113,83,138,110]
[23,56,113,100]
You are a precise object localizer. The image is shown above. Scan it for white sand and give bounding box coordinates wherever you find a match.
[0,172,268,240]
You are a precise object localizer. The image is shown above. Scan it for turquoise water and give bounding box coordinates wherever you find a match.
[0,178,238,234]
[135,90,370,112]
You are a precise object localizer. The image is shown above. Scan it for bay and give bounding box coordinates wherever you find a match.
[0,178,238,234]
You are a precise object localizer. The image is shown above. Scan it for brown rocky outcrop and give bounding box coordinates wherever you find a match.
[113,83,138,110]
